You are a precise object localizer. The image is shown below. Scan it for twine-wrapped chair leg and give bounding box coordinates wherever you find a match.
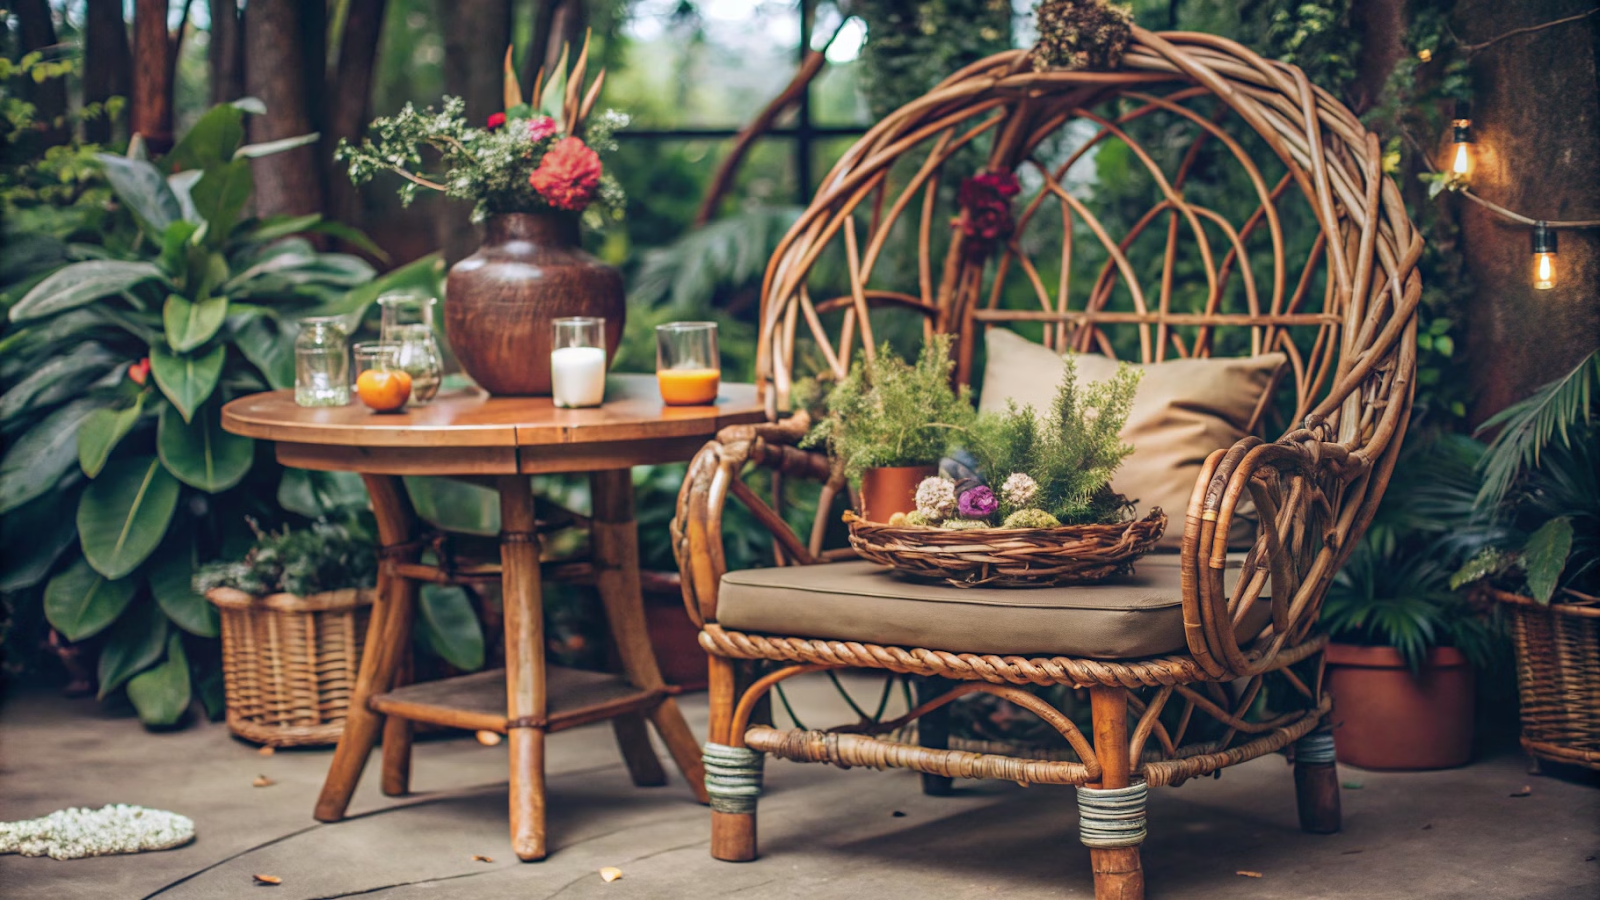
[707,656,762,861]
[1083,687,1145,900]
[1293,725,1341,834]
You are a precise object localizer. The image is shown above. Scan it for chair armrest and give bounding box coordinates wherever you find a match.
[1180,423,1400,679]
[671,410,841,628]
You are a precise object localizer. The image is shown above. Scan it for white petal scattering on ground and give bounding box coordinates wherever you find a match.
[0,804,195,860]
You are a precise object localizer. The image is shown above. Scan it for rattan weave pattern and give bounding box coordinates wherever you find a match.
[1499,590,1600,769]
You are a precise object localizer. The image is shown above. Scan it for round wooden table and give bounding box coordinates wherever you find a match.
[222,373,765,861]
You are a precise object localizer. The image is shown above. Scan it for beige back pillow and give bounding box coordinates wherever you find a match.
[978,327,1284,550]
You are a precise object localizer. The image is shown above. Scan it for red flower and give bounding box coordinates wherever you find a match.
[128,357,150,386]
[526,116,557,142]
[953,170,1021,253]
[529,136,602,211]
[487,112,507,131]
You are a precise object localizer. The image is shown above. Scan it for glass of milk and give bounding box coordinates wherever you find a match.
[550,317,607,408]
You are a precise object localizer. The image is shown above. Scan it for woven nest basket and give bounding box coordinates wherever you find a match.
[845,508,1165,587]
[207,586,374,747]
[1496,590,1600,770]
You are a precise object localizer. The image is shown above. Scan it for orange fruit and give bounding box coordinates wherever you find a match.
[357,368,412,412]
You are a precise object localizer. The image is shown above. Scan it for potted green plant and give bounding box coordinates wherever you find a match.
[804,334,978,521]
[1450,350,1599,770]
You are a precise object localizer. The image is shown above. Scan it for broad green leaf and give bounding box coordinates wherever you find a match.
[305,220,388,262]
[167,170,203,224]
[416,584,485,672]
[279,468,368,518]
[165,103,246,172]
[98,598,169,698]
[77,455,181,579]
[244,213,322,244]
[0,397,102,513]
[96,154,182,233]
[0,342,117,421]
[8,260,166,323]
[1524,517,1574,604]
[149,343,225,422]
[231,312,294,389]
[126,633,191,726]
[0,232,67,283]
[78,394,147,478]
[233,131,320,160]
[406,477,499,536]
[148,535,219,637]
[539,43,570,129]
[190,159,253,244]
[163,293,229,352]
[306,253,442,325]
[157,401,253,492]
[159,221,201,278]
[44,557,139,641]
[0,488,81,592]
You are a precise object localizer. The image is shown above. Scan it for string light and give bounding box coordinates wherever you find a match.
[1449,100,1472,180]
[1531,222,1557,291]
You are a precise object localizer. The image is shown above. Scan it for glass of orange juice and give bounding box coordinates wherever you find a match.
[656,322,720,405]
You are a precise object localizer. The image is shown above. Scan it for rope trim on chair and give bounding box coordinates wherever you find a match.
[702,743,764,814]
[1295,730,1337,765]
[1076,783,1149,848]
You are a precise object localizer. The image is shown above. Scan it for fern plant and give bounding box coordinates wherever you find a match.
[1473,349,1598,512]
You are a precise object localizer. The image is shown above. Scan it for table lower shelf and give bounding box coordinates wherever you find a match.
[369,667,663,734]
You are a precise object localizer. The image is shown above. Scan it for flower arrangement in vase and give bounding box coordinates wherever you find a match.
[337,38,628,395]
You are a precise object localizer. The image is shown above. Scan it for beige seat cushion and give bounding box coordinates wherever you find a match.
[978,328,1284,550]
[718,555,1266,660]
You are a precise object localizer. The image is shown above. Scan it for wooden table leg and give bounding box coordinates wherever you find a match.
[611,712,669,787]
[590,469,709,804]
[381,649,415,796]
[499,475,548,861]
[315,475,419,822]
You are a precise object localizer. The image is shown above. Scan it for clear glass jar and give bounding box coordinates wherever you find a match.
[294,316,350,407]
[377,294,442,405]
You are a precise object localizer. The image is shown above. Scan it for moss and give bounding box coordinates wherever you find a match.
[942,518,992,531]
[1002,508,1063,529]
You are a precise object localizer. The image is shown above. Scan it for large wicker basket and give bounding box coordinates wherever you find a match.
[1496,589,1600,770]
[845,509,1165,587]
[207,586,374,747]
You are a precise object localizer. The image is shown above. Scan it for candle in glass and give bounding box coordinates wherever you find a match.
[656,322,720,406]
[550,317,607,408]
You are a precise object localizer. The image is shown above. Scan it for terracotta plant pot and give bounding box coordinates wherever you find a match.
[445,212,624,396]
[858,465,937,523]
[1325,643,1475,770]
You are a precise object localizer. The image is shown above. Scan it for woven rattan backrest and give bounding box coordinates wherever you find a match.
[757,28,1421,452]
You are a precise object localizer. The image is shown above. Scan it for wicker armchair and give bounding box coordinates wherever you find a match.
[672,27,1420,899]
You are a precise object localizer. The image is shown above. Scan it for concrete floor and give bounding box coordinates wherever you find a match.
[2,675,1596,900]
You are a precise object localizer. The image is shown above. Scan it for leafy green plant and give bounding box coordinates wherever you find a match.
[194,520,377,597]
[804,334,976,481]
[0,100,436,724]
[1472,349,1598,512]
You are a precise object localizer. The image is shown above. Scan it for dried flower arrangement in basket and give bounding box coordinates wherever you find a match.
[817,338,1164,587]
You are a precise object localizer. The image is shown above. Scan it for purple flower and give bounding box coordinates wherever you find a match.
[957,485,998,519]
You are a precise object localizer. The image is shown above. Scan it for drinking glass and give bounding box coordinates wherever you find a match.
[656,322,720,406]
[294,316,350,407]
[352,341,413,412]
[377,294,442,405]
[550,317,607,408]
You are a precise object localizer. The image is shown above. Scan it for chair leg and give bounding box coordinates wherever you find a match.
[707,655,760,862]
[915,675,954,796]
[1082,686,1146,900]
[1294,725,1341,834]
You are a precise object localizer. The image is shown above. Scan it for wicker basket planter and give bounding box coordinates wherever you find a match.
[1495,589,1600,770]
[206,587,374,747]
[845,508,1165,587]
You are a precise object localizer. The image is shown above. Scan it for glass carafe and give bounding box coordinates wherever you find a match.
[294,316,350,407]
[377,294,443,405]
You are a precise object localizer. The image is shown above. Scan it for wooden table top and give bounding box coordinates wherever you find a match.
[221,374,767,475]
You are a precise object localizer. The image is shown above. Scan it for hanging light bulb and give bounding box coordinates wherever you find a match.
[1450,100,1473,179]
[1532,222,1558,291]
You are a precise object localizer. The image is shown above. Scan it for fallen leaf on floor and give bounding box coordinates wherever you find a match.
[891,810,906,817]
[258,745,275,756]
[1421,824,1433,830]
[1584,855,1595,862]
[253,874,282,885]
[476,730,502,746]
[252,775,275,788]
[1340,849,1363,855]
[599,866,623,883]
[471,855,493,863]
[1236,870,1262,878]
[1509,785,1532,797]
[1341,781,1363,789]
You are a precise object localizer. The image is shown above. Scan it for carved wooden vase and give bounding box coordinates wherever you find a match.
[445,212,624,396]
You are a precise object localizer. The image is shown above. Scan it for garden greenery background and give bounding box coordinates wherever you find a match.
[2,0,1594,726]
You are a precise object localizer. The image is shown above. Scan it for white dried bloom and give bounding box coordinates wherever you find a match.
[914,476,957,520]
[0,805,195,859]
[1001,472,1038,508]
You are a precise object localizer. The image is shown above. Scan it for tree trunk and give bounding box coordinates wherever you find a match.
[522,0,588,98]
[243,0,325,218]
[208,0,245,105]
[14,0,69,146]
[437,0,514,264]
[1451,0,1600,420]
[82,0,132,145]
[325,0,390,229]
[130,0,174,152]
